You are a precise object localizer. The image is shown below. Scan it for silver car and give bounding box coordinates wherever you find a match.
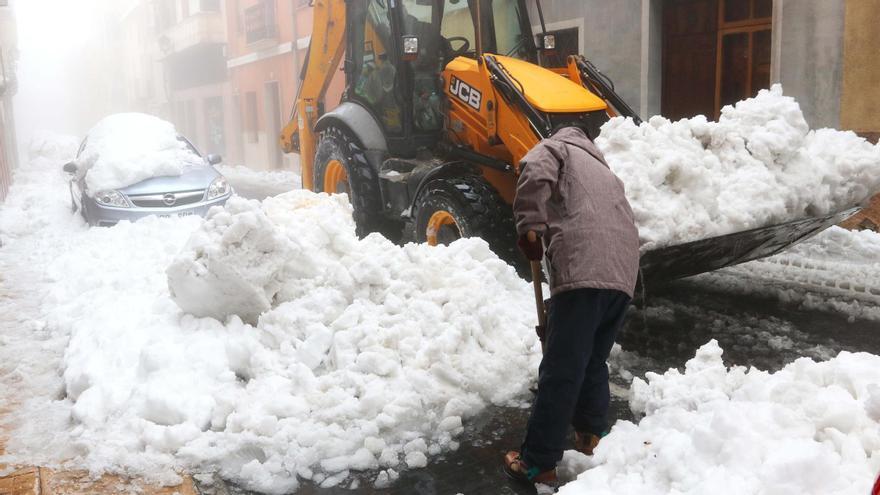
[63,135,232,227]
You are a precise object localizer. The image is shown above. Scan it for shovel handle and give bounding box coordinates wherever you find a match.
[527,231,547,330]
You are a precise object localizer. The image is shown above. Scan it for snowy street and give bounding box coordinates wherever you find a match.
[3,0,880,492]
[1,131,878,494]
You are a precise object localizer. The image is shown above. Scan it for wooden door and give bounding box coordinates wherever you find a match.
[662,0,720,121]
[662,0,772,120]
[715,0,772,117]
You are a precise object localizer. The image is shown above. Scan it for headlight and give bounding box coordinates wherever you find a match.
[206,176,231,200]
[94,190,129,208]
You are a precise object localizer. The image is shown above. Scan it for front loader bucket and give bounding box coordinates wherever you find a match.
[639,207,861,284]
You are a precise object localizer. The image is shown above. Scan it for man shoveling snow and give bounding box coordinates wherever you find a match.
[503,125,640,487]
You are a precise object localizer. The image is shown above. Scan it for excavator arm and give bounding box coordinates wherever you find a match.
[279,0,347,191]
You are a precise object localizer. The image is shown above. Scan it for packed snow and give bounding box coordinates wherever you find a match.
[27,130,79,162]
[217,165,300,199]
[557,341,880,494]
[694,226,880,320]
[75,113,204,194]
[1,138,541,492]
[598,84,880,248]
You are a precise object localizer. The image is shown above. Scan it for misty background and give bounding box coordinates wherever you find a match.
[14,0,119,154]
[7,0,326,174]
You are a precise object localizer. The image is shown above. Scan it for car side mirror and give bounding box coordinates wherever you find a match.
[206,154,223,165]
[63,162,77,174]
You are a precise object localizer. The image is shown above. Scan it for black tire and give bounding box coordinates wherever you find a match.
[80,193,95,226]
[313,125,385,238]
[412,175,519,267]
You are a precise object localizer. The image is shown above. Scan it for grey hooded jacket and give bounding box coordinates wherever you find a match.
[513,127,640,297]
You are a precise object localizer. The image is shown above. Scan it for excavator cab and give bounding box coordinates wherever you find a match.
[343,0,538,158]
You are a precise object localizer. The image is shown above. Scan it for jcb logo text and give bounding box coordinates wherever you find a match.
[449,76,482,111]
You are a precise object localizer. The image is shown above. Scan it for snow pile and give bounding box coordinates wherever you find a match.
[76,113,204,194]
[3,187,540,493]
[558,341,880,494]
[694,226,880,320]
[217,165,300,199]
[1,133,84,240]
[167,197,295,324]
[598,85,880,248]
[28,130,79,162]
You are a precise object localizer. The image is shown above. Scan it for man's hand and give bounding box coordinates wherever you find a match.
[518,231,543,261]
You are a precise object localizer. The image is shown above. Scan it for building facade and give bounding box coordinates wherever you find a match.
[0,0,18,202]
[225,0,344,171]
[155,0,235,160]
[118,0,170,119]
[531,0,879,139]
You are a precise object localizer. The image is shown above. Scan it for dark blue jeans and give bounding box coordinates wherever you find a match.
[521,287,631,471]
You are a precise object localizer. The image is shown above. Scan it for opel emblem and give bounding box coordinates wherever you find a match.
[163,193,176,206]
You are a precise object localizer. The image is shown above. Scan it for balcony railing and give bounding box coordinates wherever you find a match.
[245,1,277,45]
[159,11,226,56]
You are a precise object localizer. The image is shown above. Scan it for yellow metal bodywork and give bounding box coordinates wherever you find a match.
[279,0,347,191]
[280,0,610,208]
[490,56,607,113]
[323,159,348,194]
[426,210,459,246]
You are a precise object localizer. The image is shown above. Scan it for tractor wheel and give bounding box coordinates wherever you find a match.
[412,175,518,266]
[314,125,385,238]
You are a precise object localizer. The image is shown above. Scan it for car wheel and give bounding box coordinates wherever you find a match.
[80,194,95,226]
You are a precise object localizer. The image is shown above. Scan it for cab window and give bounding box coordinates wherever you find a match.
[350,0,403,134]
[491,0,529,58]
[440,0,476,53]
[402,0,443,132]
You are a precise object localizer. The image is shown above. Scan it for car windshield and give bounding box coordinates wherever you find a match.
[177,135,203,158]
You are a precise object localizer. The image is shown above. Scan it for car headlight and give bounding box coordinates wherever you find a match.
[206,176,231,200]
[94,190,130,208]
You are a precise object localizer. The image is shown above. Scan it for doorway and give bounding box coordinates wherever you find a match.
[662,0,772,120]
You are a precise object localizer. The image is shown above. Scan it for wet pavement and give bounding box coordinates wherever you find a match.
[201,277,880,495]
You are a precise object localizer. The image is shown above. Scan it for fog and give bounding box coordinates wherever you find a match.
[8,0,309,171]
[12,0,122,153]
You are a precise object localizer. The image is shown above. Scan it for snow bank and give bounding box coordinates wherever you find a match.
[558,341,880,495]
[76,113,203,194]
[598,85,880,248]
[1,133,84,241]
[217,165,300,199]
[28,130,79,162]
[3,185,540,492]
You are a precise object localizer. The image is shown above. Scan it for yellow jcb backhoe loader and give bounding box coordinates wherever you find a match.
[280,0,859,283]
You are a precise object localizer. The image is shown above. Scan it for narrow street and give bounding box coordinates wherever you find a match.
[2,0,879,492]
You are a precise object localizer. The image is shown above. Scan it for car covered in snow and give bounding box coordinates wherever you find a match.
[62,113,232,226]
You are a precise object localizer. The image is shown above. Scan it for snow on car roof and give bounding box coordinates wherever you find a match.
[78,113,204,194]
